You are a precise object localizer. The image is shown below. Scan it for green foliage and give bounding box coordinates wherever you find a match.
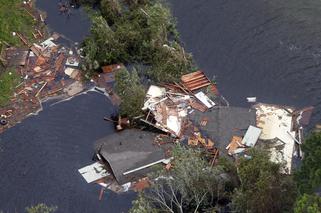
[25,203,57,213]
[294,194,321,213]
[81,15,128,75]
[130,193,158,213]
[100,0,121,25]
[115,68,145,119]
[0,69,20,106]
[232,148,297,213]
[295,132,321,194]
[147,42,194,82]
[81,0,193,81]
[130,145,237,212]
[0,0,35,45]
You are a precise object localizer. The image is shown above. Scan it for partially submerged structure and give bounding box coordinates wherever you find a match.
[95,129,170,184]
[78,71,314,195]
[253,103,313,173]
[79,129,172,192]
[189,106,256,155]
[140,71,222,137]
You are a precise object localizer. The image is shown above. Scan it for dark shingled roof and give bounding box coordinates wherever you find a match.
[95,129,166,184]
[189,106,256,156]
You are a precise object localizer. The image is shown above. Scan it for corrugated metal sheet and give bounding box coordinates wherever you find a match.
[181,70,211,91]
[241,125,262,147]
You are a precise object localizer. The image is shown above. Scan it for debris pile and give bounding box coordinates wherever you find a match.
[140,70,221,137]
[78,70,315,197]
[0,35,84,133]
[223,103,314,174]
[93,64,124,106]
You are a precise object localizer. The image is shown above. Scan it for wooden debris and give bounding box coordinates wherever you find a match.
[226,136,244,155]
[181,70,212,91]
[200,117,208,126]
[189,99,207,112]
[54,53,65,72]
[207,139,214,148]
[16,33,29,46]
[35,82,48,97]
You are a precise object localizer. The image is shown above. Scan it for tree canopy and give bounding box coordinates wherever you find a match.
[232,149,297,213]
[115,68,145,119]
[25,203,57,213]
[130,145,238,212]
[294,193,321,213]
[81,0,194,81]
[295,132,321,194]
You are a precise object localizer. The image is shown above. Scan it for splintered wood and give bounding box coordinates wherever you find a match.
[226,136,244,155]
[54,53,65,72]
[200,117,208,126]
[189,99,207,112]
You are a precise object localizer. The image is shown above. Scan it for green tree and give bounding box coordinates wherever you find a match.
[232,149,297,213]
[81,0,192,82]
[148,42,194,82]
[130,145,237,212]
[100,0,121,25]
[294,194,321,213]
[81,15,128,76]
[296,132,321,194]
[115,68,145,119]
[25,203,57,213]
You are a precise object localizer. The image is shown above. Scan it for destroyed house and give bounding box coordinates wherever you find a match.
[5,48,29,67]
[189,106,257,156]
[95,129,168,184]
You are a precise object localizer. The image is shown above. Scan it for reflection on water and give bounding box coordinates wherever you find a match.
[170,0,321,128]
[0,92,135,212]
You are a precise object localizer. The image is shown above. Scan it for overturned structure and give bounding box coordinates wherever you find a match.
[94,129,171,185]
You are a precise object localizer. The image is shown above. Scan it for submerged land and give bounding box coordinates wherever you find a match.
[0,0,320,212]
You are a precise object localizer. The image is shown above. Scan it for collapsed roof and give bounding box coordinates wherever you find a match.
[95,129,168,184]
[189,106,257,155]
[254,103,297,173]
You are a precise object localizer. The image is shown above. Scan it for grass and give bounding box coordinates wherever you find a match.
[0,0,36,46]
[0,69,20,106]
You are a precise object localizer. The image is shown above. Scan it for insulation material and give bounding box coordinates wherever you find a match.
[146,85,166,98]
[166,115,181,136]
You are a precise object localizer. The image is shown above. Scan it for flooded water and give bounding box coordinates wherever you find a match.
[36,0,91,43]
[2,0,321,211]
[170,0,321,128]
[0,1,136,212]
[0,92,135,212]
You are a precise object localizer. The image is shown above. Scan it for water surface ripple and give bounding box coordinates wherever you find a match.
[170,0,321,127]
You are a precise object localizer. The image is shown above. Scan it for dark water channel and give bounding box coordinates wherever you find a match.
[0,93,135,212]
[0,1,135,212]
[170,0,321,127]
[1,0,321,212]
[36,0,91,43]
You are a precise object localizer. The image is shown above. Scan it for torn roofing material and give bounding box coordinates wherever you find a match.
[292,106,314,130]
[181,70,212,91]
[189,106,256,156]
[6,48,29,66]
[95,129,167,184]
[254,103,296,173]
[78,162,110,183]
